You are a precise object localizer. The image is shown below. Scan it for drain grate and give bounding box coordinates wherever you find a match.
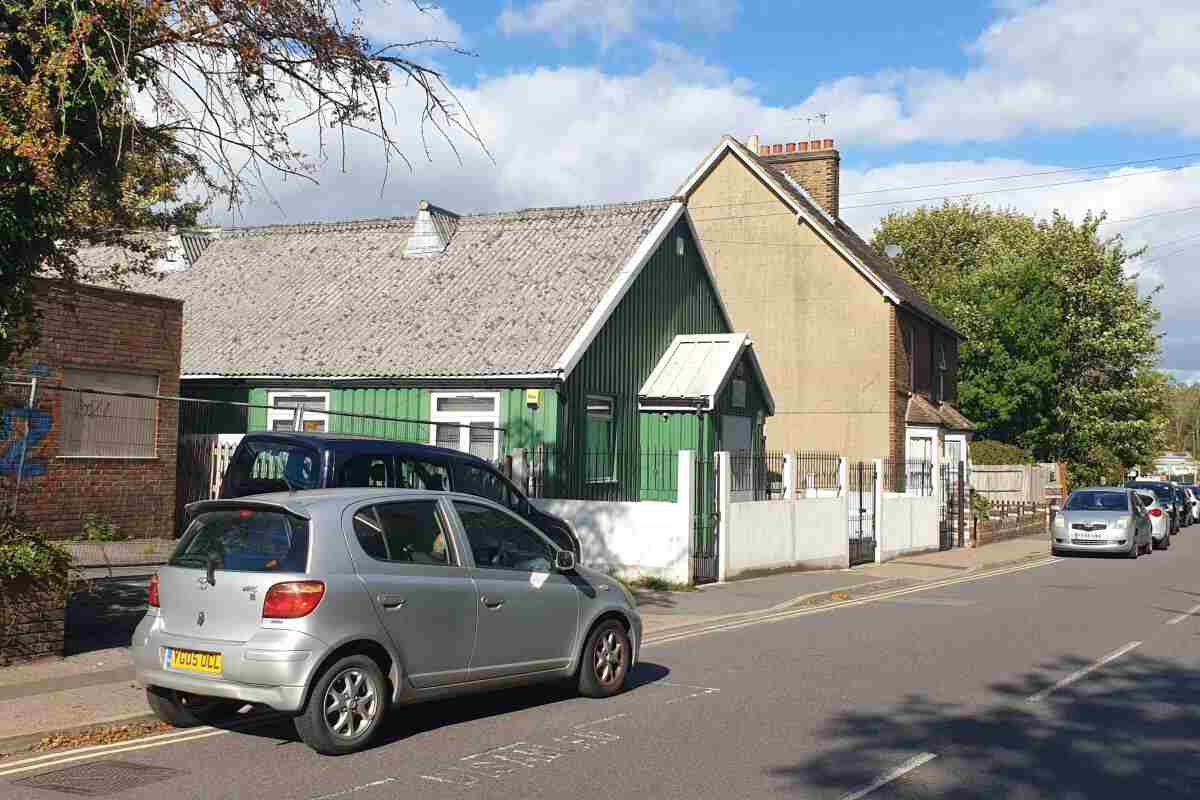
[12,760,183,796]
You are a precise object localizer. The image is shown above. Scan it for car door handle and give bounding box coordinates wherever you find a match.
[481,596,505,610]
[377,594,406,609]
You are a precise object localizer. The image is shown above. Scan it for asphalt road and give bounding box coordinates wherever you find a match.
[6,531,1200,799]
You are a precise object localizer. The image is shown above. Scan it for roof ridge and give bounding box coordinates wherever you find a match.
[214,197,677,239]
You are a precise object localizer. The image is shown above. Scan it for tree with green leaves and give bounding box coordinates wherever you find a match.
[1,0,480,365]
[872,202,1164,486]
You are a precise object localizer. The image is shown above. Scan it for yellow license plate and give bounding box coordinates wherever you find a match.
[167,648,222,675]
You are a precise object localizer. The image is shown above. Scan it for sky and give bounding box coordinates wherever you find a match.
[202,0,1200,377]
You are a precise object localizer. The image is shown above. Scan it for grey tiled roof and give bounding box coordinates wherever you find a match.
[724,138,962,338]
[139,199,675,378]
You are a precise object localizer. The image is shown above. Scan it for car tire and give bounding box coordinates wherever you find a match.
[578,619,631,699]
[1162,533,1171,550]
[1127,539,1139,559]
[146,686,238,728]
[294,655,387,756]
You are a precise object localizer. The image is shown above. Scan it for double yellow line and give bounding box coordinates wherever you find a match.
[0,557,1060,778]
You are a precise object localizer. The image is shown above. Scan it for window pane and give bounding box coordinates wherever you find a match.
[469,423,495,460]
[396,457,452,491]
[359,501,454,566]
[60,369,158,458]
[436,396,495,413]
[435,423,460,450]
[337,455,393,488]
[226,443,321,495]
[454,501,553,572]
[171,510,309,573]
[458,464,514,508]
[584,396,615,481]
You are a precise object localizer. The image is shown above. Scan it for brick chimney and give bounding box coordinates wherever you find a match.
[754,138,840,219]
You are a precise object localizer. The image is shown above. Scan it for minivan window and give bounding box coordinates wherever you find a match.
[337,455,393,487]
[226,441,322,496]
[172,509,309,572]
[458,463,524,513]
[397,456,452,491]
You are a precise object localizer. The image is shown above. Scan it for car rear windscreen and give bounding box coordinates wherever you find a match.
[223,441,322,497]
[172,509,310,573]
[1127,483,1172,500]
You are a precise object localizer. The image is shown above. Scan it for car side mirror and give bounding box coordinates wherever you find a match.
[555,549,576,573]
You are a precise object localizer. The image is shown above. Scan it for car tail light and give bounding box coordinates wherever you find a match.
[148,574,160,608]
[262,581,325,619]
[1150,508,1163,518]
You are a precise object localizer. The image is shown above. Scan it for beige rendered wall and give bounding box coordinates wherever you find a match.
[688,151,891,460]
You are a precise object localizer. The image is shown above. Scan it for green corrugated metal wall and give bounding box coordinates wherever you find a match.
[562,217,728,498]
[499,389,559,451]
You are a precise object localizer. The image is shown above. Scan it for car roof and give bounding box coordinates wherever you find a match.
[1074,486,1131,493]
[238,432,493,466]
[190,487,503,518]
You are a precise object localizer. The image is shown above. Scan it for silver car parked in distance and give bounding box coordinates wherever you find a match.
[132,489,642,755]
[1051,487,1154,558]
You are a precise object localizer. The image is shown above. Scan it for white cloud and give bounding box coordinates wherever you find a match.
[766,0,1200,148]
[498,0,738,47]
[343,0,465,48]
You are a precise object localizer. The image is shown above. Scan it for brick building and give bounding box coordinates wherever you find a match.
[2,280,182,540]
[678,135,973,468]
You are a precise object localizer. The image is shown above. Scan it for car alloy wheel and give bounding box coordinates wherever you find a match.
[594,629,626,688]
[323,667,380,741]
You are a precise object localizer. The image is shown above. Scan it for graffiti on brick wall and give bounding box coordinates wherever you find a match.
[1,362,52,480]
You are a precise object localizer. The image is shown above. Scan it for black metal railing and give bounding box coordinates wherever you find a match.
[882,458,934,495]
[793,450,842,495]
[524,449,680,502]
[728,450,787,500]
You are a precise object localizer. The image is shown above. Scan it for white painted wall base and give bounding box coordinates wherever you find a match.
[877,495,941,562]
[531,498,691,585]
[722,498,849,579]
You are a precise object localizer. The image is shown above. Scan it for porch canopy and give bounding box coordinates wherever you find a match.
[638,333,774,413]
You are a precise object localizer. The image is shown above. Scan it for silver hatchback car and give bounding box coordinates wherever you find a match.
[1051,487,1154,557]
[132,489,642,755]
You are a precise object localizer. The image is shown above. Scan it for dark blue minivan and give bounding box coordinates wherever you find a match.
[219,432,581,558]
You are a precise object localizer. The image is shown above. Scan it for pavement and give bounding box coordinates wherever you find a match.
[0,535,1052,757]
[4,527,1197,797]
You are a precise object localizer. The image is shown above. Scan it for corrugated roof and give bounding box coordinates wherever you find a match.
[135,199,676,378]
[639,333,774,413]
[714,137,962,338]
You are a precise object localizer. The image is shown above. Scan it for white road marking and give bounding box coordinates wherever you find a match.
[1026,641,1142,703]
[0,729,226,778]
[1165,602,1200,626]
[877,597,976,607]
[838,752,939,800]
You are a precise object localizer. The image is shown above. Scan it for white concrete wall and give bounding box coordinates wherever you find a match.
[531,499,691,584]
[723,498,849,579]
[878,495,941,562]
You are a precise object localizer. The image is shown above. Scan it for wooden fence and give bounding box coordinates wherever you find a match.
[970,463,1056,504]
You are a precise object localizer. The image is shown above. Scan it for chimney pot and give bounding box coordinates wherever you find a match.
[798,141,809,152]
[771,144,784,155]
[822,138,834,149]
[810,139,822,150]
[785,143,797,153]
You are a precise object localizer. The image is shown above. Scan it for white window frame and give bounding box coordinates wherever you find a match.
[267,390,330,433]
[905,425,940,497]
[429,391,500,460]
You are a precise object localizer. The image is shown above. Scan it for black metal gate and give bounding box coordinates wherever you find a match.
[848,461,877,567]
[692,456,720,584]
[939,462,967,549]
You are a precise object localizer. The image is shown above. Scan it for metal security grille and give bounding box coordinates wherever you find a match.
[848,461,877,567]
[940,462,967,549]
[692,456,720,584]
[12,760,183,796]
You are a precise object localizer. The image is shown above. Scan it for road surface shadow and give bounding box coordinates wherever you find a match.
[228,661,671,751]
[768,652,1200,798]
[65,577,149,656]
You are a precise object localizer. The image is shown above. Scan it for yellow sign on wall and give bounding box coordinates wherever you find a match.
[525,389,542,408]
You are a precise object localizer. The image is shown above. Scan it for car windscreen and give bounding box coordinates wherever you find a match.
[171,508,309,572]
[223,440,322,496]
[1065,491,1129,511]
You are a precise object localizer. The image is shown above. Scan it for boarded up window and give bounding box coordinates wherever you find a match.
[60,368,159,458]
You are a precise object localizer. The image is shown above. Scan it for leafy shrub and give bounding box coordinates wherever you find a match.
[970,439,1034,465]
[0,511,73,591]
[81,513,125,542]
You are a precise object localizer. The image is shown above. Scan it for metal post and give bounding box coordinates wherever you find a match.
[11,377,36,514]
[717,451,731,583]
[782,452,795,500]
[873,458,884,564]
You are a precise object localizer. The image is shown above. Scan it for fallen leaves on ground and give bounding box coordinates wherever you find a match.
[0,719,173,760]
